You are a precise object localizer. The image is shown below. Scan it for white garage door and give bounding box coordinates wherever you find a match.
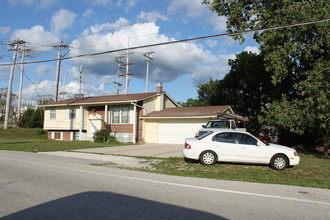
[158,119,208,144]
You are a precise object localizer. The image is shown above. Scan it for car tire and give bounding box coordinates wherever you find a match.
[270,154,288,170]
[200,151,217,165]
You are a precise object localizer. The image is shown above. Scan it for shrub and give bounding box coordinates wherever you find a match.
[93,120,117,143]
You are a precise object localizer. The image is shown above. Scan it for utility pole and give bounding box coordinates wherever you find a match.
[78,66,84,97]
[143,51,154,93]
[17,47,30,122]
[4,38,26,129]
[53,41,69,102]
[113,56,124,95]
[121,38,134,94]
[75,66,84,98]
[59,75,67,100]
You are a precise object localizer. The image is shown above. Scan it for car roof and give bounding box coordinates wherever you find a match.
[204,129,251,135]
[209,119,233,121]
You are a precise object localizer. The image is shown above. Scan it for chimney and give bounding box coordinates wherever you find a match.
[156,82,163,92]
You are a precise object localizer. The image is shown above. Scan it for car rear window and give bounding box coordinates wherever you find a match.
[196,131,213,140]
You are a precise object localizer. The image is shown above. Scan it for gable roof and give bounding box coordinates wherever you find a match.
[141,105,234,119]
[39,92,167,107]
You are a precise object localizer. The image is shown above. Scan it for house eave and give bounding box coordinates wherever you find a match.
[140,116,218,120]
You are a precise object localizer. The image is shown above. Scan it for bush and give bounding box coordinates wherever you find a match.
[93,120,117,143]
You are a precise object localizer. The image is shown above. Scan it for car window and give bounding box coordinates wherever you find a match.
[213,133,235,143]
[196,131,213,140]
[235,133,258,145]
[205,121,230,128]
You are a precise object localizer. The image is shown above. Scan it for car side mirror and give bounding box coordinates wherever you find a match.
[257,141,262,146]
[202,125,205,128]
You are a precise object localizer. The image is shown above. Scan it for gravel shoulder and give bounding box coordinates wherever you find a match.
[39,151,160,169]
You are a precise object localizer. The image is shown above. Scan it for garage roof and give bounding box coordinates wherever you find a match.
[141,105,234,119]
[39,92,162,107]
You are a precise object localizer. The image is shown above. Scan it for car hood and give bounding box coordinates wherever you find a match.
[267,143,295,152]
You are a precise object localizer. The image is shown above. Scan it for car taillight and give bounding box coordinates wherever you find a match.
[293,151,298,156]
[184,143,191,149]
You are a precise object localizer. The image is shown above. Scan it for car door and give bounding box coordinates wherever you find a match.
[211,132,241,161]
[234,133,268,163]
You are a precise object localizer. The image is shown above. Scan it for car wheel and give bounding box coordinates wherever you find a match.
[270,154,288,170]
[200,151,217,165]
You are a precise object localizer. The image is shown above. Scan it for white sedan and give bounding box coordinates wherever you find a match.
[182,130,300,170]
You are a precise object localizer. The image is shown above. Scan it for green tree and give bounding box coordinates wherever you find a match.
[203,0,330,153]
[18,107,44,128]
[193,52,280,134]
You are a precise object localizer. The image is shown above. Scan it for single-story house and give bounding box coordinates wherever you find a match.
[40,84,246,144]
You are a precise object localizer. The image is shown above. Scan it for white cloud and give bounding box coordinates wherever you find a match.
[92,0,137,11]
[92,0,111,7]
[69,20,235,88]
[9,0,57,8]
[11,25,58,52]
[51,9,77,34]
[35,64,55,77]
[167,0,227,33]
[83,9,94,18]
[244,46,260,54]
[22,80,55,103]
[137,10,168,22]
[206,39,218,48]
[0,26,10,35]
[168,0,204,14]
[190,54,236,85]
[209,14,227,32]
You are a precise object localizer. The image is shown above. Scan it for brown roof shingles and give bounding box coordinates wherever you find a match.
[142,106,231,118]
[40,92,159,107]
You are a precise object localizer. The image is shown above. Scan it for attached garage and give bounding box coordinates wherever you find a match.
[158,119,208,144]
[141,106,246,144]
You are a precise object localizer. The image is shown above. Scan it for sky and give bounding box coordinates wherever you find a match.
[0,0,259,105]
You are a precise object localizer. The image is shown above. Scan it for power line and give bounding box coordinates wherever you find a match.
[0,18,329,67]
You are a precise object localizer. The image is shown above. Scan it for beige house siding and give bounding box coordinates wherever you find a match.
[164,96,177,108]
[44,107,87,130]
[143,96,158,114]
[143,119,158,143]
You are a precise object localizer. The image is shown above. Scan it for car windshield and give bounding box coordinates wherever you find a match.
[196,131,213,140]
[205,121,230,128]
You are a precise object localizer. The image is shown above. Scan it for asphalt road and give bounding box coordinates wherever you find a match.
[1,150,329,220]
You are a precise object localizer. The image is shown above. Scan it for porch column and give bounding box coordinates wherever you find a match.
[105,105,108,124]
[79,106,84,140]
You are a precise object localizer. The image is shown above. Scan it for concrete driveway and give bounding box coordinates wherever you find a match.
[73,143,183,158]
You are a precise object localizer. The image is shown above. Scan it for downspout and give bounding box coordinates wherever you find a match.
[79,106,84,140]
[131,102,144,143]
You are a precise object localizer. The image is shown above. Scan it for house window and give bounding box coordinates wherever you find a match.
[69,108,76,119]
[121,106,130,123]
[50,109,56,120]
[111,106,130,124]
[53,132,62,140]
[111,107,120,123]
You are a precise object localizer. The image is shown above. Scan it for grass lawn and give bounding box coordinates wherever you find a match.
[1,128,329,189]
[132,153,330,189]
[0,128,125,152]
